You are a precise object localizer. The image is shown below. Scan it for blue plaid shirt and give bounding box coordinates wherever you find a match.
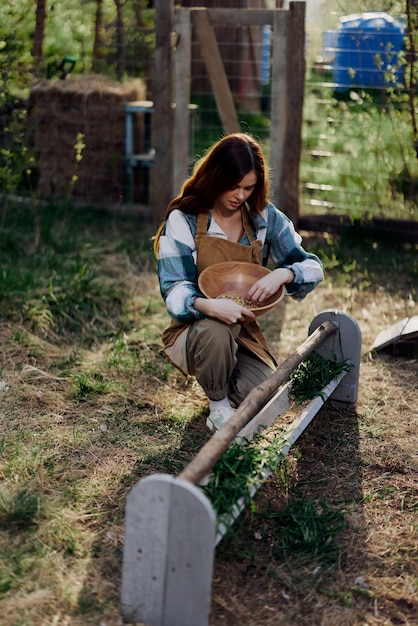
[157,202,323,323]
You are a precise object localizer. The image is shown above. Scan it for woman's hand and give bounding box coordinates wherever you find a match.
[194,297,256,324]
[247,268,294,303]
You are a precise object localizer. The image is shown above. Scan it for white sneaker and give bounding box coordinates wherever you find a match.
[206,405,236,432]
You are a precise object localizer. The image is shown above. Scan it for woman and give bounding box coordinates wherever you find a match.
[154,133,323,432]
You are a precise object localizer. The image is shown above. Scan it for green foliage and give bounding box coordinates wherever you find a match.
[0,0,154,84]
[0,78,34,196]
[289,352,353,405]
[69,371,109,400]
[0,4,35,196]
[0,2,35,87]
[203,353,354,525]
[301,80,417,219]
[0,487,45,530]
[238,111,271,141]
[0,203,150,342]
[43,0,97,70]
[192,93,271,159]
[311,229,418,296]
[202,431,287,518]
[123,4,155,79]
[303,0,417,219]
[262,495,347,563]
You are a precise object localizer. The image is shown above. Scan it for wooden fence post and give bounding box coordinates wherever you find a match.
[269,8,289,211]
[153,0,174,225]
[174,9,192,196]
[280,1,306,226]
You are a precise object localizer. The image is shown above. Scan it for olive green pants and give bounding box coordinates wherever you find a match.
[186,318,275,405]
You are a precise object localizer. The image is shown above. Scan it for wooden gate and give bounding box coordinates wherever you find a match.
[153,1,306,226]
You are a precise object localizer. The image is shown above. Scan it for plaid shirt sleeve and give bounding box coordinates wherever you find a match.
[157,210,205,322]
[261,203,324,300]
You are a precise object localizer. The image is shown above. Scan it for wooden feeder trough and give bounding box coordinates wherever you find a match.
[120,310,362,626]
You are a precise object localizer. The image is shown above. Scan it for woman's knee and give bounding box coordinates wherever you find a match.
[187,319,239,352]
[186,319,240,374]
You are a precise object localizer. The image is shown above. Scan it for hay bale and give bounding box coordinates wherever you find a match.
[28,75,146,202]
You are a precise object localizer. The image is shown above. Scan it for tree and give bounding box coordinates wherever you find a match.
[114,0,126,80]
[32,0,47,75]
[92,0,105,72]
[404,0,418,157]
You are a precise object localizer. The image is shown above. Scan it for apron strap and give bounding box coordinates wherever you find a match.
[197,208,256,243]
[197,211,209,236]
[241,207,256,243]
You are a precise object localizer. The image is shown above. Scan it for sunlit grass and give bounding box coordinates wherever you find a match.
[301,78,417,219]
[0,201,416,625]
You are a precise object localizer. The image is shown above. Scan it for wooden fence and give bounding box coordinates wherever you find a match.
[152,1,305,225]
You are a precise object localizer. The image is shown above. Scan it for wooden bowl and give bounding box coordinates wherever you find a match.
[198,261,285,317]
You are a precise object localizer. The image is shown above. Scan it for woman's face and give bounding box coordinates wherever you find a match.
[213,170,257,214]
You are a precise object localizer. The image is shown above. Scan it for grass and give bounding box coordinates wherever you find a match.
[288,352,353,404]
[261,494,347,564]
[309,227,418,296]
[202,353,355,525]
[0,488,46,530]
[301,74,418,219]
[0,203,156,342]
[202,431,287,519]
[0,201,417,625]
[190,75,418,223]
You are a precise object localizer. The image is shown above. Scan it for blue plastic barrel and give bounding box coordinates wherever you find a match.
[333,12,405,92]
[261,24,271,86]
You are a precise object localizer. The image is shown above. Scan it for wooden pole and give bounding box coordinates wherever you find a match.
[33,0,47,75]
[153,0,174,224]
[269,9,288,210]
[178,320,338,485]
[280,1,306,226]
[173,9,192,196]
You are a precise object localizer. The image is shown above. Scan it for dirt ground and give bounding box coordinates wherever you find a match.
[206,256,418,626]
[0,225,417,626]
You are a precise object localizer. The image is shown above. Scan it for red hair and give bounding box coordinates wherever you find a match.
[154,133,269,255]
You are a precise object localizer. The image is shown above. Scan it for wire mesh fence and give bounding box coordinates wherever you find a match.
[0,1,416,229]
[301,6,416,223]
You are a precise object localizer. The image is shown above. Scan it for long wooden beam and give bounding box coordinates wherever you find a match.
[215,370,348,544]
[189,8,286,27]
[178,320,338,486]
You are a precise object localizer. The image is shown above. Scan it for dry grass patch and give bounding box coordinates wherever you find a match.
[0,206,417,626]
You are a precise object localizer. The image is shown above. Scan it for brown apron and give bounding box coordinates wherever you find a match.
[161,208,278,374]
